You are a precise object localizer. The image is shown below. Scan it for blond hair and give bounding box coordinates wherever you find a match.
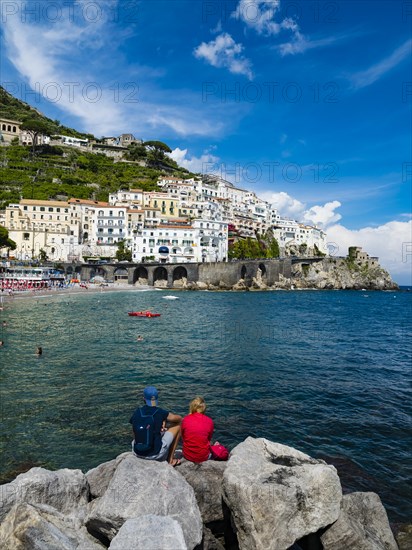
[189,396,206,414]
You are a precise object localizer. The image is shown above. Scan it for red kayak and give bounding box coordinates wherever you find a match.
[128,311,161,317]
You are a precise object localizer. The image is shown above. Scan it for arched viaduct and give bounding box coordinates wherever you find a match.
[61,258,323,289]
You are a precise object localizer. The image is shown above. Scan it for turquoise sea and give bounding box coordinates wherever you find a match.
[0,288,411,522]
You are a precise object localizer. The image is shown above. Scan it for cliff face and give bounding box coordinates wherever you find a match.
[289,258,399,290]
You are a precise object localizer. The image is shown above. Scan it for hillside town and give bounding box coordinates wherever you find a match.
[0,173,327,263]
[0,115,328,264]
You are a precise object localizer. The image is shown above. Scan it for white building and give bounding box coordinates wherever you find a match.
[130,219,228,263]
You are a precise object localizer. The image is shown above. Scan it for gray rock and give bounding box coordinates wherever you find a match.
[396,523,412,550]
[320,492,398,550]
[109,515,187,549]
[86,454,202,549]
[0,502,104,550]
[202,526,226,550]
[178,460,227,523]
[86,452,130,499]
[0,467,89,523]
[223,437,342,550]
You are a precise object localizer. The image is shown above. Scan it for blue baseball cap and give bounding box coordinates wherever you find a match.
[143,386,159,406]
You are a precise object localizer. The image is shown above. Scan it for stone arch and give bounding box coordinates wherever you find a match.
[258,263,266,277]
[241,265,247,279]
[66,266,73,275]
[173,266,187,282]
[75,266,82,274]
[134,266,148,285]
[90,267,107,281]
[154,266,168,283]
[114,267,128,281]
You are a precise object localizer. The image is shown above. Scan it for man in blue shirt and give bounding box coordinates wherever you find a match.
[130,386,182,465]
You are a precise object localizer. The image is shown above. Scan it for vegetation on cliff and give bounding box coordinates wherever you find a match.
[0,87,195,208]
[228,230,280,260]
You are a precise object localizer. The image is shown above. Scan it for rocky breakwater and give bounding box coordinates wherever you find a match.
[0,437,401,550]
[290,258,398,291]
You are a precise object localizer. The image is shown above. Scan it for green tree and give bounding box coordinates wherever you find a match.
[0,227,16,257]
[38,248,48,262]
[116,240,132,262]
[20,117,54,155]
[143,140,172,166]
[127,143,147,161]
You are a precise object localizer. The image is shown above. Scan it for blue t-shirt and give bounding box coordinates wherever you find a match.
[129,405,169,457]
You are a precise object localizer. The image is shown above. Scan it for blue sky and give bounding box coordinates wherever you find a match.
[1,0,411,282]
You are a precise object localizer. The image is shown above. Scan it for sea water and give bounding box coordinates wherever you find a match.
[0,289,411,522]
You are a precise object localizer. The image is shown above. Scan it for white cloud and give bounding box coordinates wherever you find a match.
[1,1,231,138]
[303,201,342,227]
[232,0,281,35]
[193,33,253,80]
[260,191,306,219]
[349,39,412,89]
[327,221,412,285]
[168,147,220,173]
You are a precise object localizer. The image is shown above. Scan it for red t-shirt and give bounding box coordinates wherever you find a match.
[181,412,214,463]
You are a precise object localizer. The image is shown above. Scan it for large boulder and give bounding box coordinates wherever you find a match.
[223,437,342,550]
[178,460,227,523]
[396,524,412,550]
[86,454,202,549]
[0,502,104,550]
[202,526,225,550]
[0,467,89,523]
[86,452,130,499]
[109,515,187,549]
[320,492,398,549]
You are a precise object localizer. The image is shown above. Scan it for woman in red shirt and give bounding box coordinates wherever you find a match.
[181,397,215,463]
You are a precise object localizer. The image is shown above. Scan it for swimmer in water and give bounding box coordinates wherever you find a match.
[137,335,144,341]
[36,346,43,356]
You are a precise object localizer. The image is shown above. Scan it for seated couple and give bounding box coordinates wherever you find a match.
[130,386,228,466]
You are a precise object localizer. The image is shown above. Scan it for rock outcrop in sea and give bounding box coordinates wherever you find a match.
[0,437,402,549]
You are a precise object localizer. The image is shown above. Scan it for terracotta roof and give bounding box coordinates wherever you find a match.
[21,199,69,207]
[68,199,109,206]
[157,224,193,229]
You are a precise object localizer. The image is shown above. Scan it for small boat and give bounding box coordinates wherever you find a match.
[128,311,161,317]
[162,295,179,300]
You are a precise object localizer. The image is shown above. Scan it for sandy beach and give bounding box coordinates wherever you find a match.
[0,282,154,305]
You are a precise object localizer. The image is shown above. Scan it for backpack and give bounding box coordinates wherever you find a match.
[133,407,159,453]
[210,443,230,461]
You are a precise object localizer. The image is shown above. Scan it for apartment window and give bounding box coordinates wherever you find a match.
[109,211,113,216]
[23,206,27,211]
[33,207,36,211]
[65,209,68,213]
[40,207,45,212]
[41,215,44,220]
[56,208,60,212]
[48,207,53,212]
[108,228,113,234]
[61,239,64,244]
[23,233,29,240]
[33,214,36,219]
